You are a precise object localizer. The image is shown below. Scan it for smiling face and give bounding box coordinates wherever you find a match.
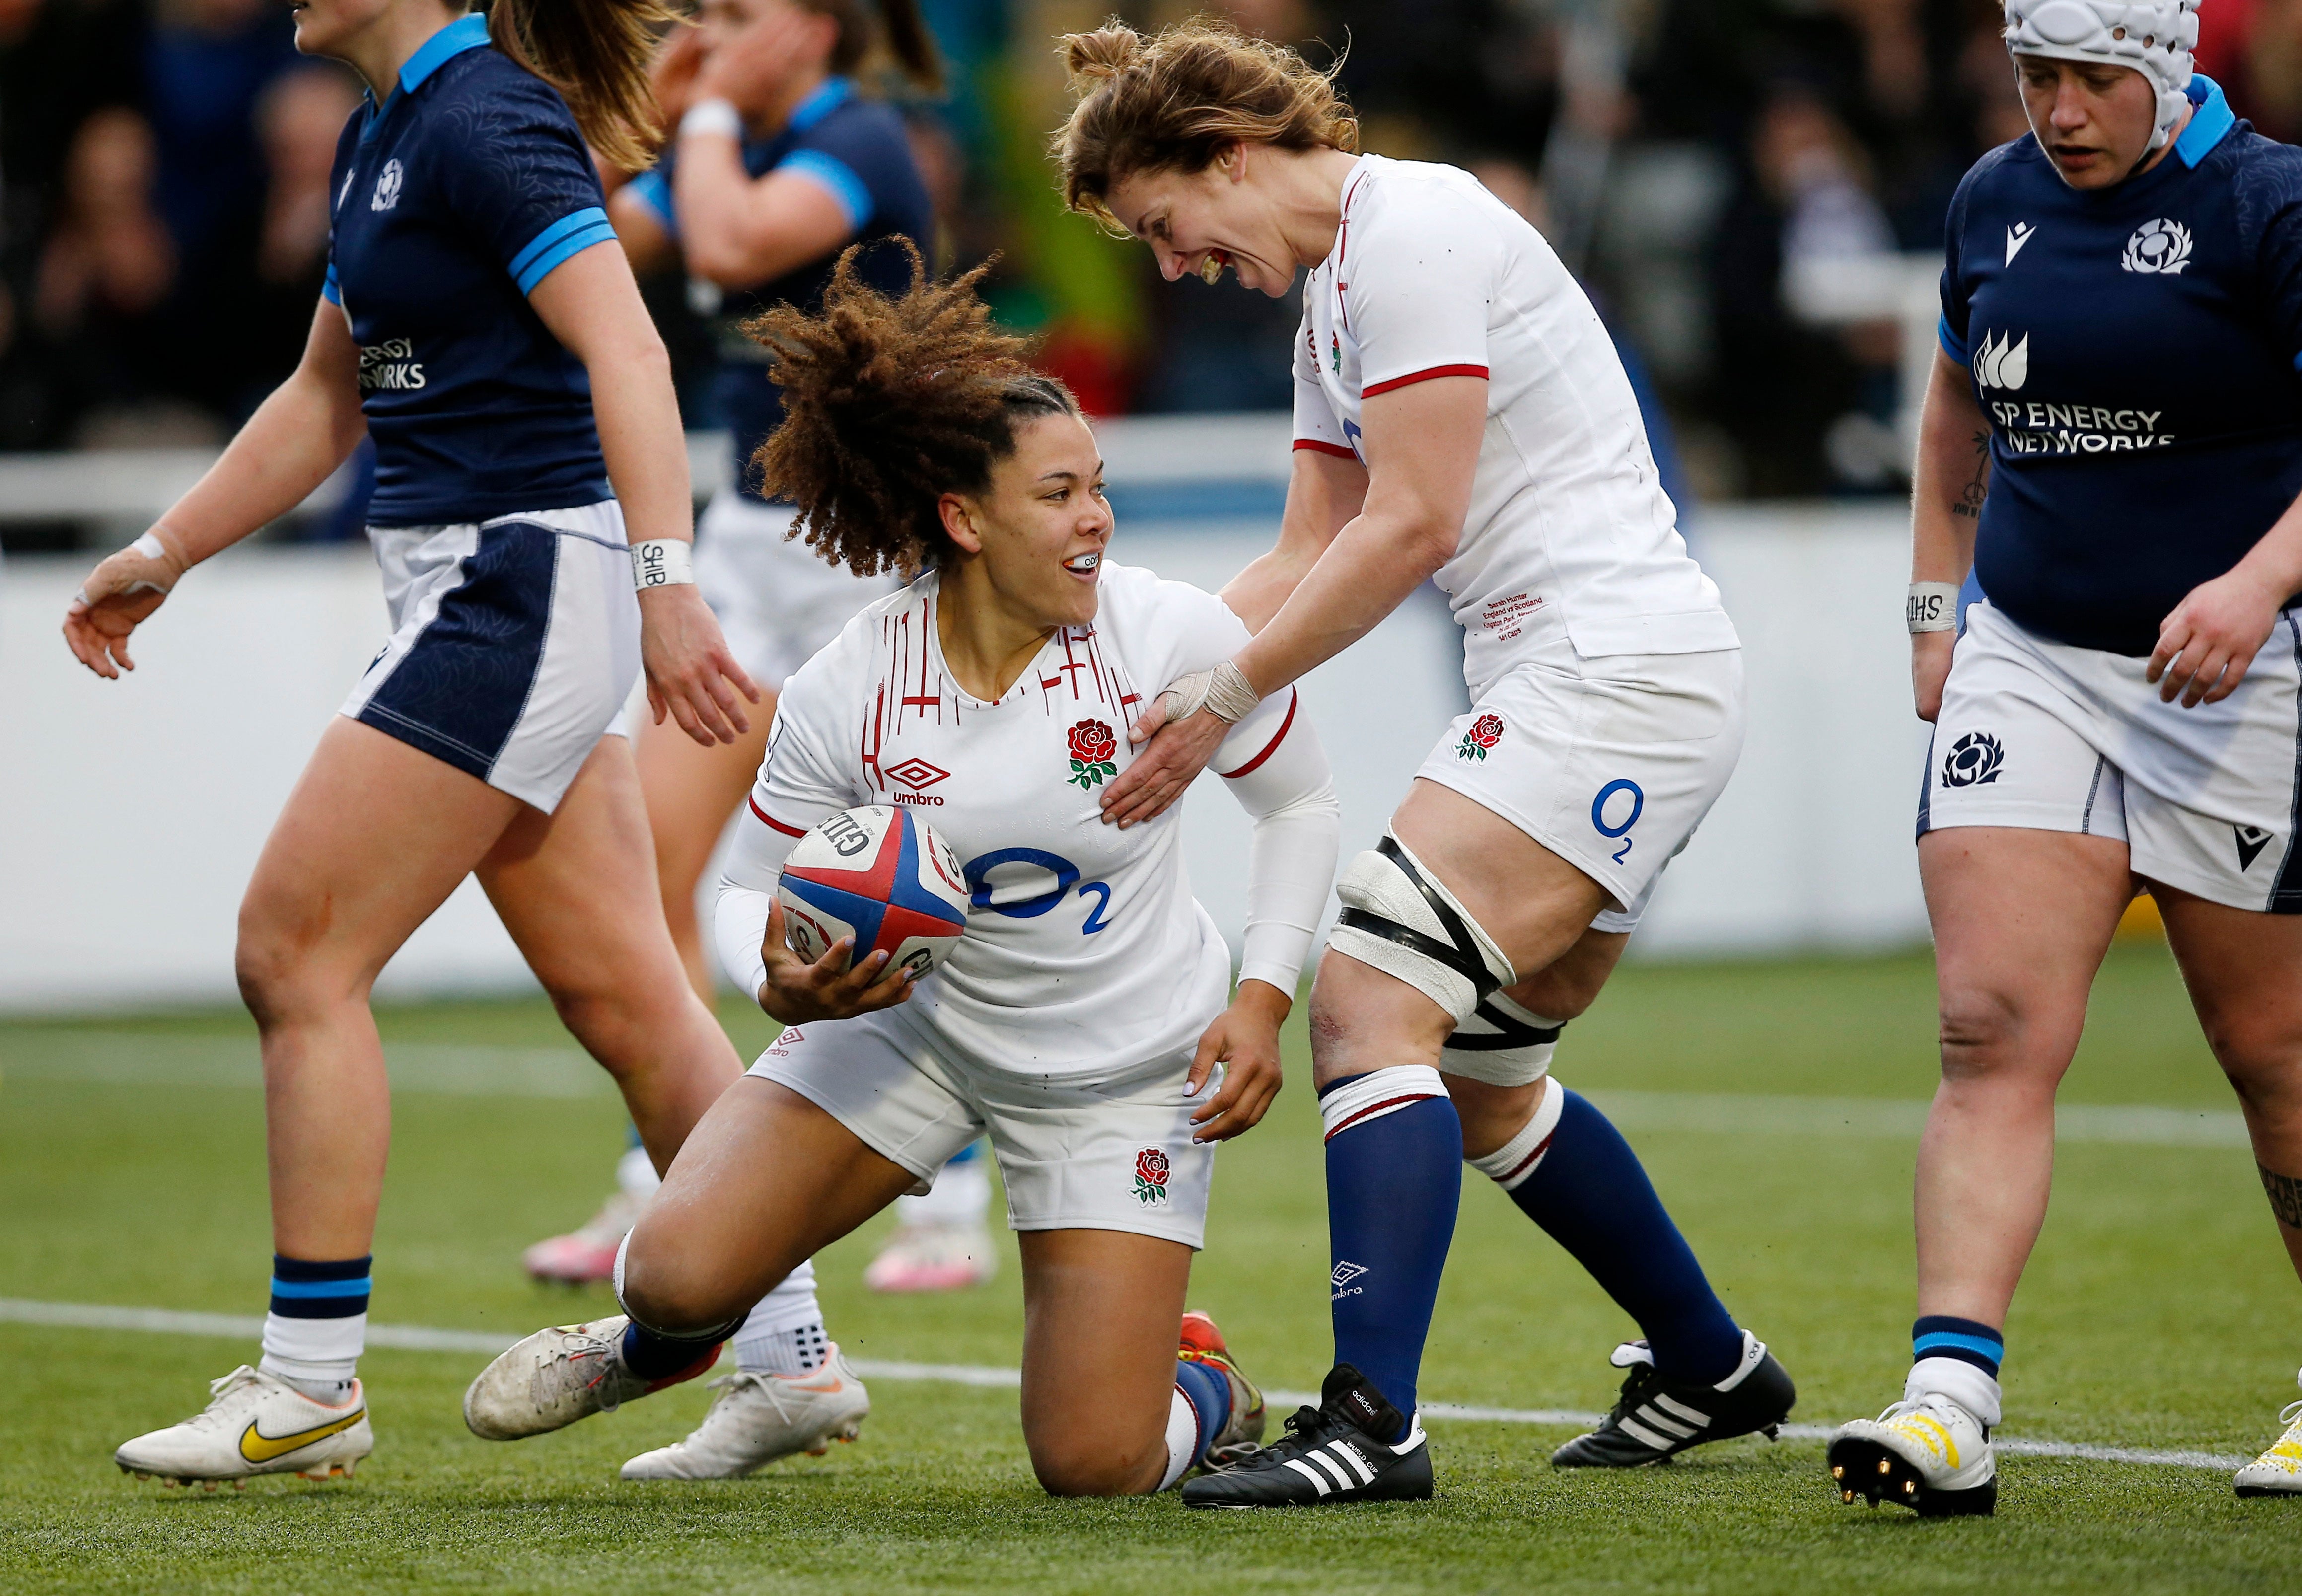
[2014,54,2166,189]
[1104,146,1300,299]
[939,411,1113,631]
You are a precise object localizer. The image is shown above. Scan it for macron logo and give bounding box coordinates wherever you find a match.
[2005,222,2036,266]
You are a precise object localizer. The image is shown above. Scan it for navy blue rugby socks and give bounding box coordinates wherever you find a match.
[1318,1067,1461,1437]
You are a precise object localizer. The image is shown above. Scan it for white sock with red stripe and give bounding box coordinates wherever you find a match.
[1465,1075,1569,1192]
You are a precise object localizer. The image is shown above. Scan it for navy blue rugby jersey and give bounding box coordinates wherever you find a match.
[627,78,931,502]
[1941,77,2302,655]
[324,14,619,527]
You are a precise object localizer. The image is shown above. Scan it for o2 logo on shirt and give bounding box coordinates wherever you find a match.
[2121,218,2191,275]
[962,848,1116,935]
[371,159,404,213]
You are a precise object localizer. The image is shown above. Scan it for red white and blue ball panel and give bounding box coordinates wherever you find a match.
[776,805,970,977]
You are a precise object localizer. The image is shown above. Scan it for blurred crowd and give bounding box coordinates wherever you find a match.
[0,0,2288,518]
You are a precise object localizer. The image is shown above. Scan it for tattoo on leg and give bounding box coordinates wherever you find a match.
[2259,1163,2302,1229]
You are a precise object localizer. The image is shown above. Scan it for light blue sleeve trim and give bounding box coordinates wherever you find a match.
[509,207,616,294]
[777,150,872,232]
[627,170,677,241]
[1937,314,1969,365]
[322,260,341,305]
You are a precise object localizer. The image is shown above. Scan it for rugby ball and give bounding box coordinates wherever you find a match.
[776,805,970,978]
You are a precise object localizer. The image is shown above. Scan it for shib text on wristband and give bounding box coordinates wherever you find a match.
[631,538,697,589]
[1908,582,1960,633]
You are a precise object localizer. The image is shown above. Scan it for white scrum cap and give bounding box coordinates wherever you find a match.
[2004,0,2200,150]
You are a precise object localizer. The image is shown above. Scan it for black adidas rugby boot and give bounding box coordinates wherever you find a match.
[1550,1331,1795,1467]
[1181,1364,1434,1508]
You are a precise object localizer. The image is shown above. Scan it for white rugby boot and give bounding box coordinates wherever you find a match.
[2235,1370,2302,1497]
[463,1315,719,1441]
[116,1366,371,1487]
[863,1221,997,1293]
[1828,1390,1997,1517]
[620,1348,871,1479]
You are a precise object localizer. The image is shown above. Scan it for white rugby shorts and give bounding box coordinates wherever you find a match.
[1921,599,2302,912]
[344,501,639,812]
[1414,638,1746,932]
[746,1006,1217,1249]
[694,492,903,692]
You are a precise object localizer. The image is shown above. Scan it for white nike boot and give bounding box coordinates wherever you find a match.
[2235,1369,2302,1497]
[620,1348,871,1479]
[1828,1390,1997,1517]
[116,1366,371,1486]
[463,1315,719,1441]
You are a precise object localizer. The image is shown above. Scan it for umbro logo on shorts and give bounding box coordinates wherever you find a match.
[2236,825,2275,871]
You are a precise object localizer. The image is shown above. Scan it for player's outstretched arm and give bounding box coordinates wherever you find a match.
[1220,447,1367,632]
[529,243,760,745]
[62,298,366,678]
[1909,348,1988,723]
[1098,377,1479,828]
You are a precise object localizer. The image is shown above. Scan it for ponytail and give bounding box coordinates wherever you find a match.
[488,0,677,175]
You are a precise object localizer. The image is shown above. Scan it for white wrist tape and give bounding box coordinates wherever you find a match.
[1908,582,1960,633]
[630,538,697,589]
[1155,658,1260,726]
[131,531,170,561]
[680,98,743,140]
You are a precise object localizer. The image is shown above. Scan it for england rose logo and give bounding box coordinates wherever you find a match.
[1066,719,1119,790]
[1457,712,1505,761]
[2122,218,2192,275]
[1133,1146,1170,1205]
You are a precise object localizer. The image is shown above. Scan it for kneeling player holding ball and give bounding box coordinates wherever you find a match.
[466,249,1343,1495]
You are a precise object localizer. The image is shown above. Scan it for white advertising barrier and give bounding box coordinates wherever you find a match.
[0,501,1924,1012]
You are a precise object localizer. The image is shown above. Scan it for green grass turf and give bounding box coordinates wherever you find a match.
[3,944,2300,1592]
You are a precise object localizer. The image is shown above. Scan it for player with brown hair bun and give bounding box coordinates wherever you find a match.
[464,247,1344,1496]
[1052,18,1795,1507]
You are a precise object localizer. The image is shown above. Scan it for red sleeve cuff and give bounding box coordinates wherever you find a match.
[749,795,807,837]
[1219,689,1298,779]
[1293,438,1357,459]
[1362,363,1489,398]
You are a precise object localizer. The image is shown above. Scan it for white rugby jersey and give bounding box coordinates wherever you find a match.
[1292,154,1738,689]
[716,562,1338,1079]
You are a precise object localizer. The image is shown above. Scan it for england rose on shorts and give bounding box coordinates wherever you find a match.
[714,562,1336,1247]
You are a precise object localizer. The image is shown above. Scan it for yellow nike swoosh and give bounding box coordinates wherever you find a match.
[238,1408,364,1464]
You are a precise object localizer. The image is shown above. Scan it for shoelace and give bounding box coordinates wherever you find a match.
[2278,1399,2302,1428]
[1238,1404,1335,1468]
[183,1367,264,1433]
[532,1331,622,1410]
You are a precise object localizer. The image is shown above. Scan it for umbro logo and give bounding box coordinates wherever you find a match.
[1330,1260,1368,1288]
[2005,222,2036,265]
[885,757,950,791]
[2236,825,2275,871]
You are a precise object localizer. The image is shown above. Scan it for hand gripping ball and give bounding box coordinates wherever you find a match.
[776,806,970,978]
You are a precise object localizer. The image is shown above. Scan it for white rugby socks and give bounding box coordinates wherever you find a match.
[732,1261,830,1377]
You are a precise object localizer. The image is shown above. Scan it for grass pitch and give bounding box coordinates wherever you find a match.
[4,945,2300,1593]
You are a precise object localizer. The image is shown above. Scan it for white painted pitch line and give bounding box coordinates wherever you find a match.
[0,1299,2249,1472]
[0,1035,2253,1146]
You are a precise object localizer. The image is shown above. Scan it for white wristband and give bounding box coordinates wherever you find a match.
[679,98,743,140]
[1908,582,1960,633]
[631,538,696,589]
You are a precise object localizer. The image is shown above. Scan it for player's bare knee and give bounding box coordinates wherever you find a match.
[1027,1432,1162,1498]
[1934,984,2033,1081]
[617,1251,739,1338]
[1448,1075,1546,1160]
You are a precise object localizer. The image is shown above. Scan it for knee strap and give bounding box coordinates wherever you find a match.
[1330,834,1517,1023]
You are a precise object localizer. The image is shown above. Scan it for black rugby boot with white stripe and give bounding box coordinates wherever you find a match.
[1551,1331,1795,1467]
[1181,1364,1434,1508]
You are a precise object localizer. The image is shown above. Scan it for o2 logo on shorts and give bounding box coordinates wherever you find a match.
[1591,778,1643,866]
[1941,731,2005,789]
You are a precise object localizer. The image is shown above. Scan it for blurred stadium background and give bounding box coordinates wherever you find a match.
[5,0,2197,1002]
